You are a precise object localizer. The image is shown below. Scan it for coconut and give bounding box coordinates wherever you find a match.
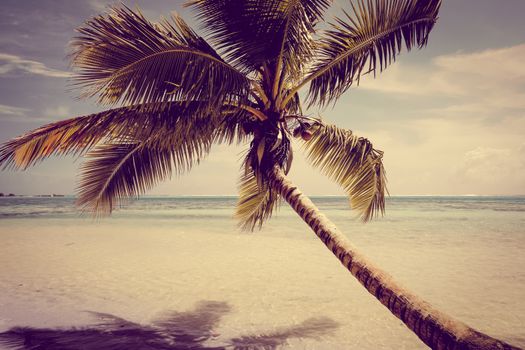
[301,130,313,141]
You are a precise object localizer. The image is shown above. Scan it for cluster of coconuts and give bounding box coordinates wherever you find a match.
[293,123,314,141]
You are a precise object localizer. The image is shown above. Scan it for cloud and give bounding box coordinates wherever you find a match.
[456,145,525,193]
[359,44,525,113]
[0,104,70,123]
[355,114,525,195]
[44,105,71,118]
[89,0,113,12]
[0,103,29,117]
[0,53,71,78]
[312,54,525,195]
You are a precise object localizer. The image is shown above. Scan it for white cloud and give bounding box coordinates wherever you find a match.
[44,105,71,119]
[0,53,71,78]
[359,44,525,112]
[342,44,525,195]
[89,0,112,12]
[456,145,525,193]
[0,104,69,123]
[0,104,29,117]
[434,46,525,80]
[356,115,525,195]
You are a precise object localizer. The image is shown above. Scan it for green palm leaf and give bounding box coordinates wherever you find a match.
[270,0,332,96]
[71,5,250,106]
[287,0,441,106]
[77,118,216,215]
[213,108,255,145]
[235,167,280,231]
[186,0,330,74]
[302,123,386,221]
[0,102,217,170]
[77,142,173,214]
[235,126,294,231]
[186,0,277,70]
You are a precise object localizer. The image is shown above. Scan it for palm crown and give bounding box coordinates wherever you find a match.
[0,0,441,230]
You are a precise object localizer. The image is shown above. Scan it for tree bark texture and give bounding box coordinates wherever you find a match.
[268,166,521,350]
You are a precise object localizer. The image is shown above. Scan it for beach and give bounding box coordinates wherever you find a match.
[0,196,524,349]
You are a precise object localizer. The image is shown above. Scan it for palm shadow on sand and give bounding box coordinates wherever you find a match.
[0,301,339,350]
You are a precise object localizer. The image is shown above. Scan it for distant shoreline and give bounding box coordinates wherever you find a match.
[1,194,524,199]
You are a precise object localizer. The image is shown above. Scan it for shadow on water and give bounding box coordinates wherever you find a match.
[0,301,339,350]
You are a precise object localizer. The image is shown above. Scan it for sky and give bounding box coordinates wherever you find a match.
[0,0,524,196]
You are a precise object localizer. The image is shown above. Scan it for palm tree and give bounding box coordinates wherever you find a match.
[0,1,519,349]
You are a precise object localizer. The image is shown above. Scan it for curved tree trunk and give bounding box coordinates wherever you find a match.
[268,166,521,350]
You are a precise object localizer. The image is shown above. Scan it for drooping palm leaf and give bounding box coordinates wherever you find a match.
[235,165,280,231]
[244,124,293,183]
[77,117,217,215]
[77,142,172,214]
[235,125,295,231]
[71,5,250,107]
[0,102,217,170]
[302,123,386,221]
[285,0,441,106]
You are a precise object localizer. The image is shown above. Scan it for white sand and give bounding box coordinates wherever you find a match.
[0,216,524,349]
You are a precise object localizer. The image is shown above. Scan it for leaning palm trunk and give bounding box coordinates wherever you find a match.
[268,166,520,350]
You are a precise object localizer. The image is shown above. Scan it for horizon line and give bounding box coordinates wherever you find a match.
[2,194,525,198]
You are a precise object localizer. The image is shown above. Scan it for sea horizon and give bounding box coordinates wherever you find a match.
[2,194,525,198]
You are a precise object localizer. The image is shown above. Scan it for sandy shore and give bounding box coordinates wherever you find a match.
[0,214,524,349]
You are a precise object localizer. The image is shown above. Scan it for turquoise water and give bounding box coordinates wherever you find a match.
[1,195,524,224]
[1,195,524,243]
[1,196,524,349]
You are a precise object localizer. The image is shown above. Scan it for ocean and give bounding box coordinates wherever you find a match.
[0,196,524,349]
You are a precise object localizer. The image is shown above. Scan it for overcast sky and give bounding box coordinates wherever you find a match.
[0,0,524,196]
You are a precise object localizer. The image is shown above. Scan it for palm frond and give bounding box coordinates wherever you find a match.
[77,117,216,215]
[284,91,303,115]
[235,165,280,231]
[302,123,386,221]
[245,125,293,182]
[272,0,332,87]
[186,0,330,73]
[234,123,294,230]
[186,0,274,70]
[0,102,217,170]
[71,5,250,106]
[213,108,255,145]
[288,0,441,106]
[77,142,172,214]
